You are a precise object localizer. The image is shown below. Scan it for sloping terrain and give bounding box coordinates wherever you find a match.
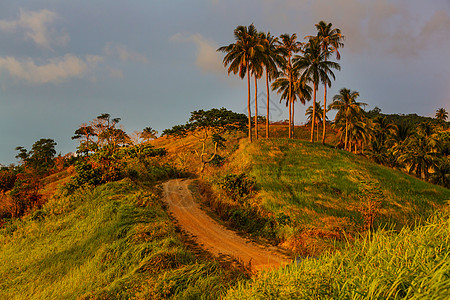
[0,179,244,299]
[163,179,290,270]
[205,138,450,255]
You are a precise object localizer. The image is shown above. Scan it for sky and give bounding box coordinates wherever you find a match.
[0,0,449,164]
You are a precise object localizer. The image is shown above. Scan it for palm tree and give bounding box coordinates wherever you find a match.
[218,24,263,142]
[399,134,436,179]
[260,32,282,138]
[308,21,344,144]
[277,33,302,139]
[435,108,448,122]
[250,35,265,140]
[272,69,311,137]
[294,38,340,143]
[372,116,397,148]
[329,88,367,151]
[306,102,324,141]
[431,158,450,188]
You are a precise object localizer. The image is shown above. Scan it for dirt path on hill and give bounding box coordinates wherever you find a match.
[163,179,291,271]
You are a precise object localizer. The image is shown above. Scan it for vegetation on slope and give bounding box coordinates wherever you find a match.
[202,138,450,256]
[0,179,245,299]
[226,209,450,299]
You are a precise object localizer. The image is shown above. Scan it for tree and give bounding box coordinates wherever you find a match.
[399,134,436,179]
[431,158,450,188]
[16,139,57,173]
[294,38,340,143]
[92,113,121,147]
[163,108,247,172]
[311,21,344,144]
[277,33,302,138]
[218,24,264,142]
[271,69,312,138]
[306,102,324,141]
[329,88,367,151]
[260,32,282,139]
[141,127,158,142]
[435,108,448,122]
[72,124,97,155]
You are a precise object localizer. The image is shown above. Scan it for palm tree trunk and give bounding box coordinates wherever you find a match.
[247,68,252,142]
[288,54,292,139]
[316,120,319,142]
[288,100,292,139]
[345,119,348,150]
[322,83,327,144]
[266,69,270,139]
[254,75,258,140]
[292,100,295,138]
[310,82,317,142]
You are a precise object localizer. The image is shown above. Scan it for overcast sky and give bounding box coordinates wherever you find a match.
[0,0,449,164]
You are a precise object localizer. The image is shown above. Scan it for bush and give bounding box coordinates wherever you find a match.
[219,173,256,203]
[65,162,104,193]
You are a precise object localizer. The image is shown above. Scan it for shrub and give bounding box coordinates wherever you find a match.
[219,173,256,203]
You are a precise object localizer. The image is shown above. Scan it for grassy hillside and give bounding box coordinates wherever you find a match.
[225,209,450,299]
[202,138,450,255]
[0,178,245,299]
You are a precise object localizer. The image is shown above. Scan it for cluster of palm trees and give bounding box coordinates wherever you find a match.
[326,101,450,187]
[218,21,344,143]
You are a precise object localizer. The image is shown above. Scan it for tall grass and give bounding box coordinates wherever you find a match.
[205,138,450,256]
[226,209,450,299]
[0,179,244,299]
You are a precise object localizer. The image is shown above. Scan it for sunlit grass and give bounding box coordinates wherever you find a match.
[226,210,450,299]
[0,179,244,299]
[214,137,450,255]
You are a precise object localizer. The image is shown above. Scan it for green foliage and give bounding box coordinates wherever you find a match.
[123,144,167,160]
[163,108,247,137]
[66,161,104,193]
[15,138,57,174]
[226,210,450,299]
[0,179,244,299]
[219,173,256,203]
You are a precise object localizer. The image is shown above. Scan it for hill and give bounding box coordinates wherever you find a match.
[0,178,246,299]
[198,137,450,255]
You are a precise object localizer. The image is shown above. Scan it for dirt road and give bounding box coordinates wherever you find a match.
[163,179,290,271]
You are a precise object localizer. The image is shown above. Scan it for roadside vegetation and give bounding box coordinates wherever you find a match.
[225,209,450,299]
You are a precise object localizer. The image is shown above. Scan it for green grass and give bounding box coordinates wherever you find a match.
[205,138,450,255]
[225,210,450,299]
[0,179,244,299]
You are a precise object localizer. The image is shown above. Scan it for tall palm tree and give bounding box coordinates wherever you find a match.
[435,108,448,122]
[309,21,344,144]
[218,24,263,142]
[306,101,324,141]
[250,34,265,140]
[329,88,367,151]
[277,33,302,139]
[294,38,340,143]
[272,69,311,137]
[260,32,282,138]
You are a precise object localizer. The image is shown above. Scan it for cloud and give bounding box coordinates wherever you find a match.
[170,33,223,74]
[107,67,125,79]
[0,54,101,84]
[260,0,450,58]
[0,9,69,50]
[104,43,149,64]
